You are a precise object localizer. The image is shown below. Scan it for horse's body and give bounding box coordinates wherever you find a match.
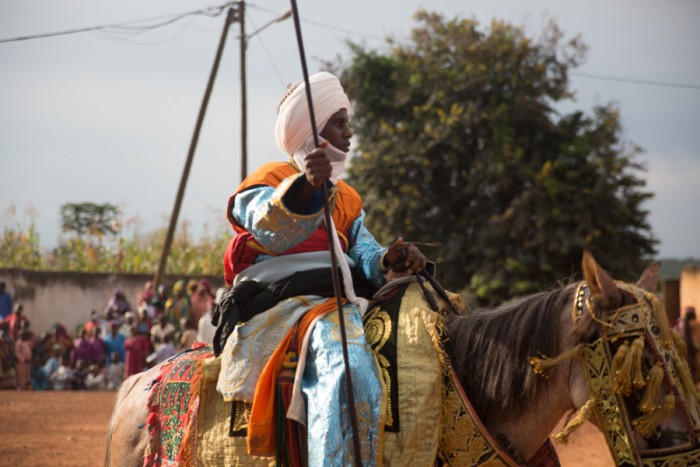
[107,253,691,466]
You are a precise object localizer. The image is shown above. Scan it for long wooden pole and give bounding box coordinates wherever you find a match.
[153,7,237,288]
[239,1,247,181]
[287,1,363,465]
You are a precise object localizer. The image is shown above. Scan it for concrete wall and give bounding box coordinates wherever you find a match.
[0,268,223,336]
[681,265,700,314]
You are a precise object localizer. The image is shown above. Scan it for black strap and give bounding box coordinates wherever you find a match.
[212,267,372,356]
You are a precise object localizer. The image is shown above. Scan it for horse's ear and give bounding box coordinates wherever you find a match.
[582,250,621,310]
[636,261,660,293]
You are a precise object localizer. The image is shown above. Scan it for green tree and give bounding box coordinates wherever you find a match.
[336,11,657,304]
[60,202,121,237]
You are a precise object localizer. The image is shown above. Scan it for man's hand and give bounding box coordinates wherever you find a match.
[303,141,331,189]
[385,237,427,274]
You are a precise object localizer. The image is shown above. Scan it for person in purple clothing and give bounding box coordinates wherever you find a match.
[88,327,106,367]
[71,328,92,367]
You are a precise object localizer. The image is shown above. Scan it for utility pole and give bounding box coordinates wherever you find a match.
[153,3,291,287]
[240,7,292,181]
[153,6,239,288]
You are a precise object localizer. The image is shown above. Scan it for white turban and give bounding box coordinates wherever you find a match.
[273,72,367,315]
[274,71,351,183]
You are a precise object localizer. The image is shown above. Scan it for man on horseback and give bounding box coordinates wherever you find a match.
[215,71,427,465]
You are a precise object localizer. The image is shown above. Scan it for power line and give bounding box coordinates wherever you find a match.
[3,3,699,93]
[248,3,386,42]
[570,71,700,90]
[0,2,232,44]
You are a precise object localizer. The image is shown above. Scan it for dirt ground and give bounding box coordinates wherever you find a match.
[0,390,614,466]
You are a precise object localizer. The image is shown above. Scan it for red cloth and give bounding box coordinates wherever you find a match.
[123,335,151,378]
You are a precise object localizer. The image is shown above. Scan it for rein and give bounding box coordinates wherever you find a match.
[286,1,362,464]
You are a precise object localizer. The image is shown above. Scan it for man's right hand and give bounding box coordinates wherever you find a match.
[303,141,331,189]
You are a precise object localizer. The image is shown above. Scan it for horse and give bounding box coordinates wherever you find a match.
[106,252,698,465]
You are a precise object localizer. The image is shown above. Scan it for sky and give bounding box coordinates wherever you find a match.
[1,0,699,260]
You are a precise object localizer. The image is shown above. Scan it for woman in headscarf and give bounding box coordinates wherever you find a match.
[104,288,132,316]
[164,280,191,328]
[217,71,427,465]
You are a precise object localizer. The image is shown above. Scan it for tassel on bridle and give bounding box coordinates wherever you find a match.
[554,398,595,444]
[529,344,584,379]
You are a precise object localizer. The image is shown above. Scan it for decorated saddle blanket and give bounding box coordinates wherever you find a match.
[142,281,560,466]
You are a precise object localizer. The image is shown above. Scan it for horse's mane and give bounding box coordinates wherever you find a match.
[446,281,578,425]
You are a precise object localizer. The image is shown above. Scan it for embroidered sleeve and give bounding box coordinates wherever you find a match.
[347,209,387,288]
[232,173,324,253]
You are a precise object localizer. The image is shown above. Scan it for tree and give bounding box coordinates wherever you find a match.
[335,11,657,304]
[60,202,121,238]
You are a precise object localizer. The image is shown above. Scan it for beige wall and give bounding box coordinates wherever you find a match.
[0,268,223,337]
[681,265,700,315]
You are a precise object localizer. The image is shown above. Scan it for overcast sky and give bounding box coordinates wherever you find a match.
[1,0,699,260]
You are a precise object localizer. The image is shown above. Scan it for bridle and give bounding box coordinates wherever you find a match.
[534,280,700,465]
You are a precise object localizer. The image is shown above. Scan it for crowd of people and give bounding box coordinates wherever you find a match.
[0,279,221,392]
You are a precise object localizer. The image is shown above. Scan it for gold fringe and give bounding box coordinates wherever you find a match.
[614,337,645,395]
[529,344,584,379]
[611,341,630,393]
[632,394,676,438]
[671,331,688,360]
[646,291,674,348]
[554,398,595,444]
[673,355,700,404]
[638,363,664,413]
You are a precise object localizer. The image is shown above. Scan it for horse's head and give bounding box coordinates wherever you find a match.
[533,251,700,465]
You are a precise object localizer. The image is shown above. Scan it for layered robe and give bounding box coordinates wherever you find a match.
[218,162,387,466]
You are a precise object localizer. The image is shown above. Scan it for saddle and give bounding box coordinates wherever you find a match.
[142,279,558,466]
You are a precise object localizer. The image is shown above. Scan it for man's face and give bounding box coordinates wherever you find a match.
[320,109,352,152]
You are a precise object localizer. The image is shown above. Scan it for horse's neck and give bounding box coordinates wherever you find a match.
[488,367,572,462]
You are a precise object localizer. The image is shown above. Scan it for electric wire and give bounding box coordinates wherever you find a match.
[245,14,287,87]
[570,71,700,90]
[0,2,232,44]
[2,2,698,92]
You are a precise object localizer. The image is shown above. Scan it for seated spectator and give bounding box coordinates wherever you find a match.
[72,359,88,390]
[146,334,176,367]
[50,355,76,390]
[85,363,106,390]
[106,352,125,390]
[14,330,32,390]
[47,324,73,360]
[30,354,49,391]
[71,328,92,367]
[178,317,197,351]
[150,314,176,346]
[43,345,63,389]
